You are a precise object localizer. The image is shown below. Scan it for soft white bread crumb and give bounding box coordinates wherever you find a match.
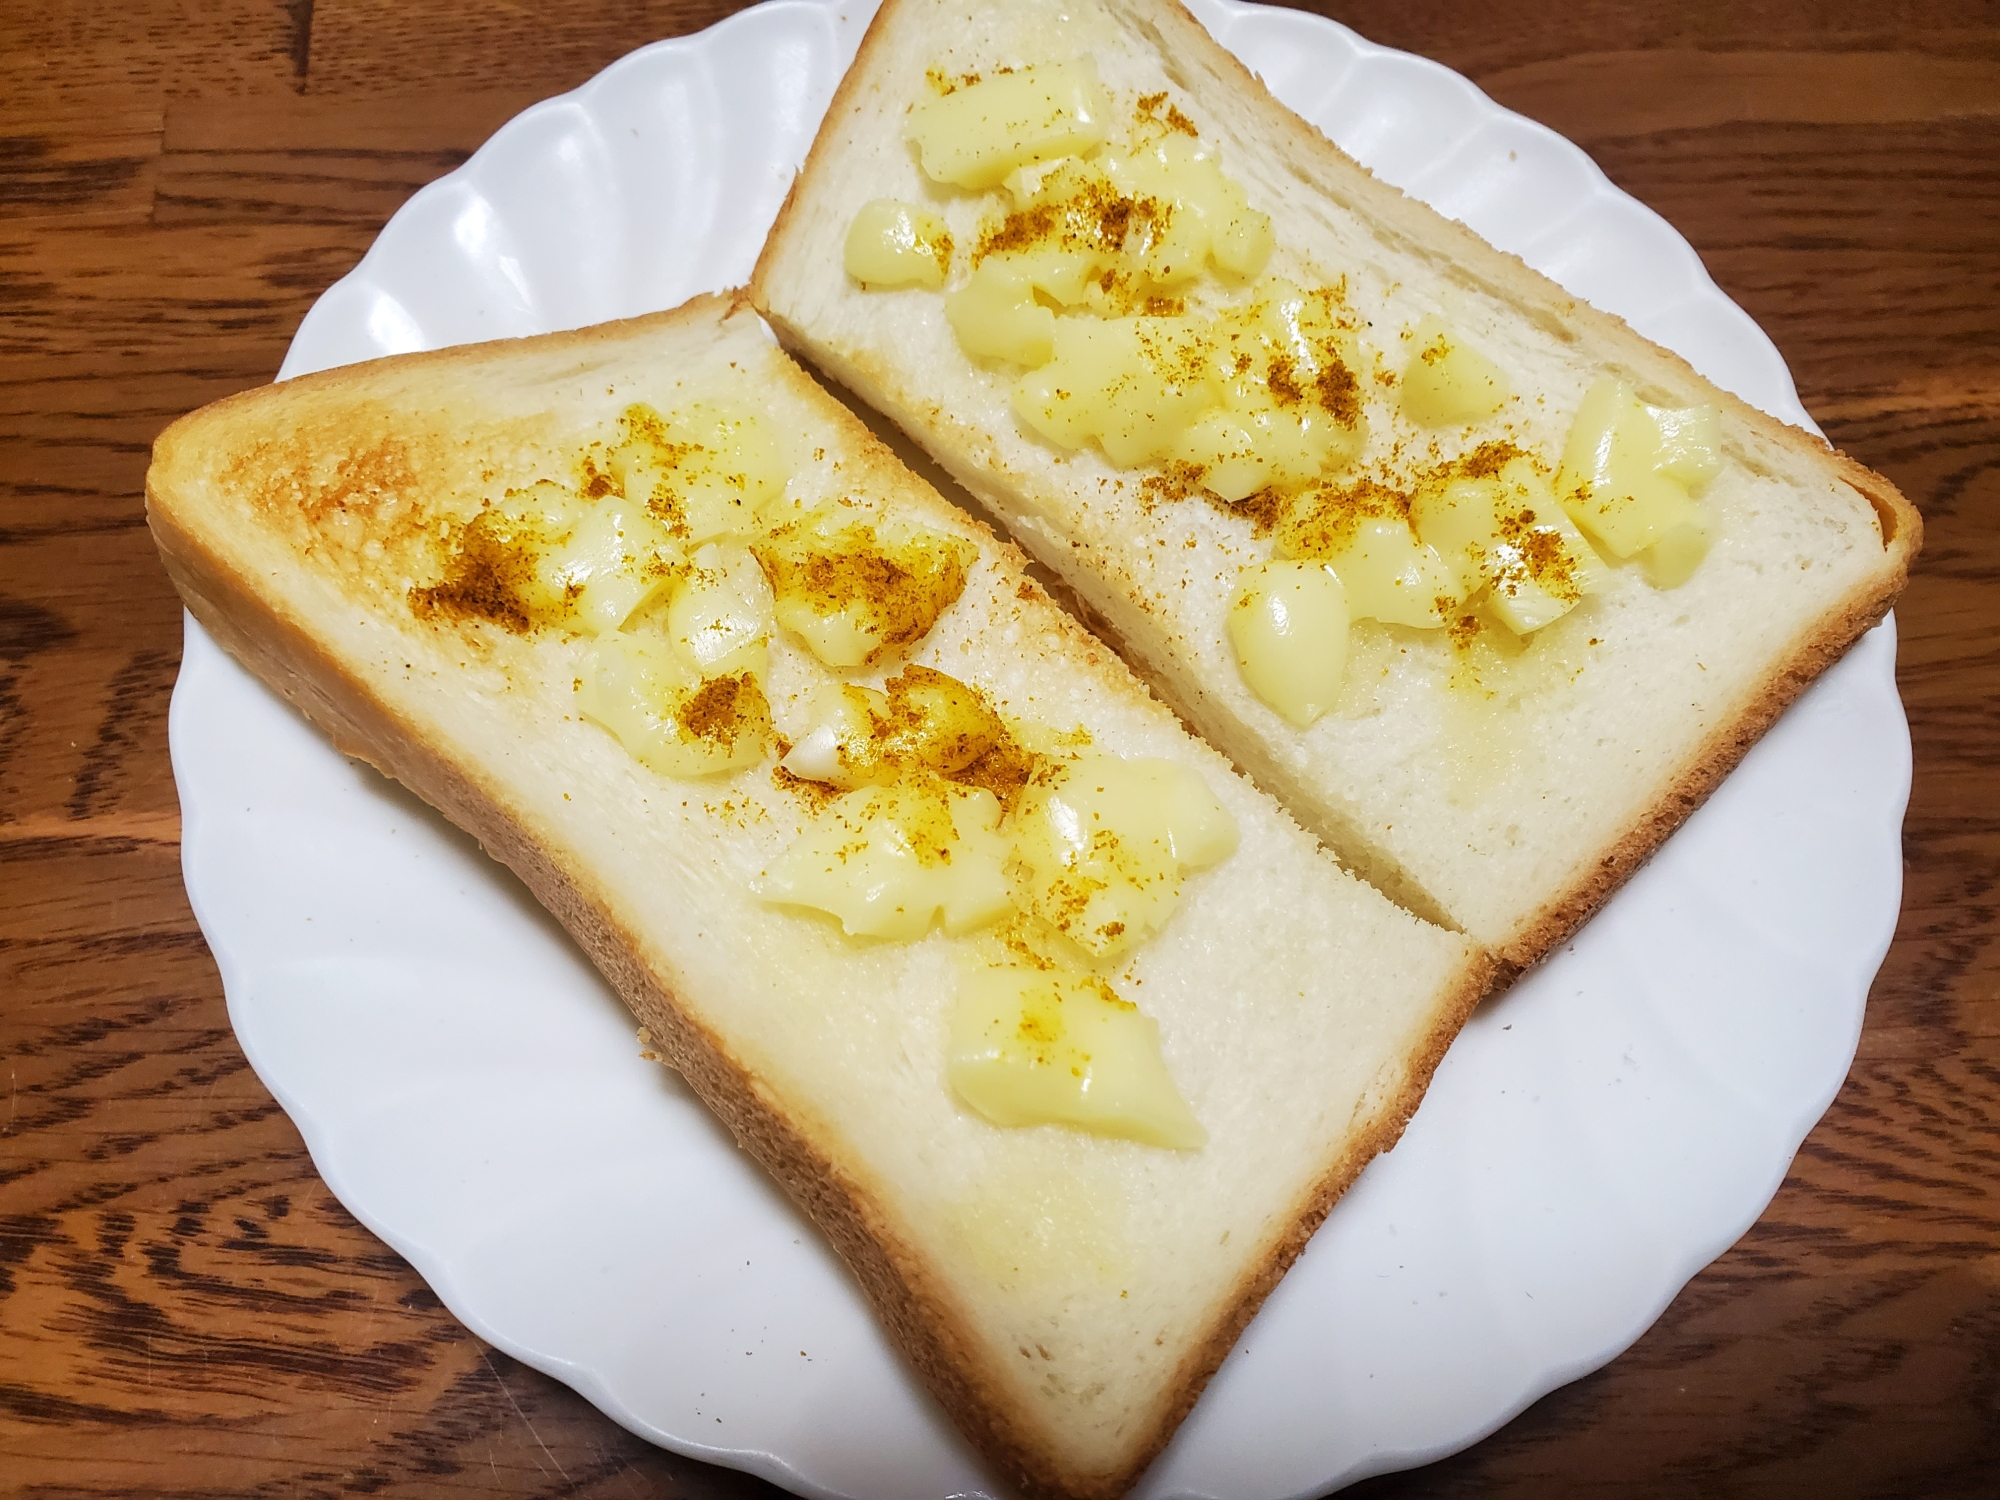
[147,294,1489,1500]
[751,0,1921,967]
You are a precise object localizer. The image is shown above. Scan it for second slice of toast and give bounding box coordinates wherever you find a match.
[751,0,1920,967]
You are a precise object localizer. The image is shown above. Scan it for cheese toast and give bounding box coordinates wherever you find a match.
[148,294,1489,1500]
[750,0,1920,967]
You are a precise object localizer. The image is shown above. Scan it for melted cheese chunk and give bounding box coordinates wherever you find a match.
[945,256,1057,365]
[1275,481,1462,629]
[780,665,1017,791]
[844,198,954,289]
[610,401,789,546]
[1398,314,1512,428]
[1009,754,1237,960]
[1014,314,1217,467]
[1099,133,1273,281]
[948,960,1206,1150]
[868,77,1415,529]
[906,59,1112,190]
[1556,379,1721,587]
[576,631,772,778]
[548,497,682,635]
[1411,455,1608,635]
[412,478,681,637]
[753,778,1013,940]
[665,542,774,678]
[752,512,977,668]
[1008,280,1365,489]
[1175,282,1367,497]
[976,141,1271,314]
[1225,559,1349,727]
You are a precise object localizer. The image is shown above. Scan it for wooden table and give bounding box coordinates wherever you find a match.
[4,1,1995,1494]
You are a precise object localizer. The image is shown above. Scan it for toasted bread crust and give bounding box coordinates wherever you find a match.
[748,0,916,322]
[1141,945,1493,1491]
[1495,510,1914,974]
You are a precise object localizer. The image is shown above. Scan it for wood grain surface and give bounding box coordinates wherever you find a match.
[3,1,1995,1495]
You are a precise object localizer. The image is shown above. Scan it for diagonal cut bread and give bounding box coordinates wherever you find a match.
[147,294,1489,1500]
[750,0,1921,969]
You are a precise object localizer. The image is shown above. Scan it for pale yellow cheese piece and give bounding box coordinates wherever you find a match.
[988,141,1270,303]
[491,483,679,636]
[1007,281,1365,490]
[1171,397,1351,502]
[752,779,1013,940]
[665,542,773,678]
[1172,407,1295,503]
[1302,515,1460,630]
[1009,754,1237,960]
[1641,401,1724,587]
[906,59,1111,190]
[778,682,887,786]
[557,502,678,636]
[1013,316,1217,467]
[613,401,790,545]
[1398,314,1511,428]
[1412,456,1608,636]
[947,960,1206,1150]
[1652,402,1724,489]
[945,257,1056,365]
[1225,559,1349,727]
[779,668,1014,791]
[449,481,586,628]
[1098,133,1273,284]
[575,631,772,778]
[751,511,977,669]
[1555,378,1719,587]
[994,244,1101,308]
[843,198,954,289]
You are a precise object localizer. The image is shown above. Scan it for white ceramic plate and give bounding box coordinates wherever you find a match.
[168,2,1911,1495]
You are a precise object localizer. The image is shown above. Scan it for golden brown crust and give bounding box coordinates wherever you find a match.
[1136,943,1495,1491]
[1494,518,1916,975]
[748,0,916,313]
[152,292,749,474]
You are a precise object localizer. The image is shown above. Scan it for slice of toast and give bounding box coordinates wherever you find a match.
[148,293,1489,1500]
[750,0,1921,968]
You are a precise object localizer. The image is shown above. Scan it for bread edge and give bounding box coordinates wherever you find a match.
[1125,943,1494,1498]
[1491,513,1914,974]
